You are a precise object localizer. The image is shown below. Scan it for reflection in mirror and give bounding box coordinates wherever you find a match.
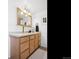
[17,7,32,27]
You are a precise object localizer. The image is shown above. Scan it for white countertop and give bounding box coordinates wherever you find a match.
[9,32,40,37]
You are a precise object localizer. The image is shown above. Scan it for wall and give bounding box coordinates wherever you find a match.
[32,10,47,48]
[8,0,16,58]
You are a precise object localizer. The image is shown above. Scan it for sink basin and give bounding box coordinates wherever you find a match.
[13,31,34,33]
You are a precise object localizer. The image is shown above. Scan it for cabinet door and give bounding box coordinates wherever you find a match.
[30,35,35,54]
[20,37,29,44]
[35,34,39,49]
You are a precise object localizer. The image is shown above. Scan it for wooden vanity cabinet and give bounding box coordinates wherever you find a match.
[10,32,40,59]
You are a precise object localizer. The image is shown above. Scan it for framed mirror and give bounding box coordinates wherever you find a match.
[17,7,32,27]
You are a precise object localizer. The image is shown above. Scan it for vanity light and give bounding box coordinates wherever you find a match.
[21,12,23,15]
[28,13,31,16]
[23,10,26,13]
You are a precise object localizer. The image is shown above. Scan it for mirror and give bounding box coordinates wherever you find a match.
[17,7,32,27]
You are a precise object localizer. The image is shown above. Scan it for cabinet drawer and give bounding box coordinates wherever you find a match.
[20,37,29,43]
[20,41,29,53]
[35,39,38,44]
[30,35,34,39]
[20,49,29,59]
[35,34,40,39]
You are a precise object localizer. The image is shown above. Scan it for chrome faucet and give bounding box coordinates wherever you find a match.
[22,25,24,33]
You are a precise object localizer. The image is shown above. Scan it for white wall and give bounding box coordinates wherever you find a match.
[32,10,47,48]
[16,0,47,15]
[8,0,16,58]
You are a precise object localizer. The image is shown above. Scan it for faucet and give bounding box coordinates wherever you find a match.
[22,25,24,33]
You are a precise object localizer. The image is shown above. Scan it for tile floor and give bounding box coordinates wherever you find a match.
[29,48,47,59]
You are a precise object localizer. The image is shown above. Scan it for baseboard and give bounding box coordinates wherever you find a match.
[40,46,47,51]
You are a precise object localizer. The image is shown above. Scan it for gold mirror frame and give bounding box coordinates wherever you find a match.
[17,7,32,27]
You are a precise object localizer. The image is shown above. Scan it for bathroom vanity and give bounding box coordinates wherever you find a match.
[9,32,41,59]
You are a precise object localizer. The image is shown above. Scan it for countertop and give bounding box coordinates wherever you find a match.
[9,32,40,37]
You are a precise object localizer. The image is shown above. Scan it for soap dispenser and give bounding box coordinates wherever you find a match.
[35,23,39,32]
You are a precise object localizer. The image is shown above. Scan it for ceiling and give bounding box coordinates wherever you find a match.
[16,0,47,15]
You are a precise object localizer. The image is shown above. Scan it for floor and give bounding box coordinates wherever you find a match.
[28,48,47,59]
